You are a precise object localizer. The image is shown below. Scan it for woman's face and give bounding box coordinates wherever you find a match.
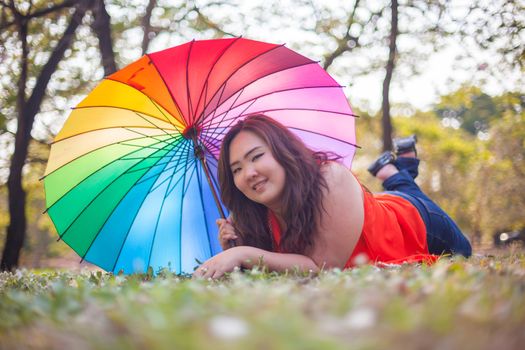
[228,130,286,211]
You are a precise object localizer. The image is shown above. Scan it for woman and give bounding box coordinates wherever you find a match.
[193,115,471,279]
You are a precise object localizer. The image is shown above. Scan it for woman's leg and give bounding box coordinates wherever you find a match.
[394,156,419,179]
[393,135,419,179]
[374,154,472,257]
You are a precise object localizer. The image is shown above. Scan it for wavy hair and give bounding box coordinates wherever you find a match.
[217,114,339,254]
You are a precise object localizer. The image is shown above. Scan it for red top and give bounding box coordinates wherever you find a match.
[268,177,439,267]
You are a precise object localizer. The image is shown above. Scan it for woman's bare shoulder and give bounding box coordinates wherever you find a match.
[320,161,355,187]
[319,161,363,209]
[311,161,364,268]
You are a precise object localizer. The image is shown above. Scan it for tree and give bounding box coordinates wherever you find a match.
[476,94,525,235]
[381,0,397,151]
[0,0,240,268]
[1,0,92,271]
[455,0,524,72]
[393,88,525,243]
[90,0,116,75]
[434,86,497,135]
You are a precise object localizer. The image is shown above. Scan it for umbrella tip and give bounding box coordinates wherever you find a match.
[182,125,201,140]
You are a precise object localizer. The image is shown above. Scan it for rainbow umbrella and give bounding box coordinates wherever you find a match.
[43,38,357,274]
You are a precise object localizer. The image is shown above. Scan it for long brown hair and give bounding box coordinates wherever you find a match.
[217,114,339,254]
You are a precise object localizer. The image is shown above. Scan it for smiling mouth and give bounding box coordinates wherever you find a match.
[252,180,267,192]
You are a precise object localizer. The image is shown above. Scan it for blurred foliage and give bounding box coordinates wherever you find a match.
[0,1,524,265]
[1,254,525,349]
[434,86,525,135]
[357,87,525,245]
[1,84,524,265]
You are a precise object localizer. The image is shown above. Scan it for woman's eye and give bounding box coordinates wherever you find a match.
[232,168,241,175]
[252,153,264,161]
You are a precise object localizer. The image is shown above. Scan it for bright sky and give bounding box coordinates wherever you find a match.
[142,1,523,114]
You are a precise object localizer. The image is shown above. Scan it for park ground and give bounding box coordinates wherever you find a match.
[1,244,524,350]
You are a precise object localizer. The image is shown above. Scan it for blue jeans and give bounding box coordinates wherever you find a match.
[382,157,472,257]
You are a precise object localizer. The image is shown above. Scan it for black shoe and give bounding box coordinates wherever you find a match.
[393,134,417,156]
[367,151,396,177]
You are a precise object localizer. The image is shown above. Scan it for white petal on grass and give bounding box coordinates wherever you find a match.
[208,316,250,340]
[351,253,369,266]
[343,307,377,330]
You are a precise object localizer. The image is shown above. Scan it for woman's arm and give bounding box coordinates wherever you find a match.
[193,246,319,279]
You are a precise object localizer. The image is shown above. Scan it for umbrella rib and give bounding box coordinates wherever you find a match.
[193,43,287,126]
[199,133,222,156]
[199,85,246,136]
[121,127,179,144]
[126,147,189,178]
[146,158,195,191]
[164,154,197,198]
[185,40,195,123]
[145,139,192,195]
[144,140,192,273]
[52,125,180,145]
[147,95,185,131]
[202,84,354,128]
[106,65,185,126]
[205,107,358,131]
[195,164,213,258]
[108,140,193,273]
[194,61,326,127]
[121,155,166,161]
[44,133,180,180]
[199,63,335,127]
[208,83,227,124]
[200,146,223,208]
[192,37,241,124]
[182,158,199,199]
[72,105,178,132]
[51,101,182,145]
[201,106,359,158]
[132,110,181,136]
[82,140,186,267]
[64,160,179,270]
[117,141,174,151]
[175,143,194,273]
[203,98,258,143]
[143,54,186,126]
[48,137,179,224]
[44,129,179,183]
[136,143,195,188]
[287,126,361,149]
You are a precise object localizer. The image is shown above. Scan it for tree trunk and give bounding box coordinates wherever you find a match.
[1,14,29,272]
[91,0,117,75]
[1,2,91,271]
[381,0,398,151]
[141,0,157,55]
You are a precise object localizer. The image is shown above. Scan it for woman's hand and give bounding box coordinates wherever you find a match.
[217,217,240,250]
[193,247,247,279]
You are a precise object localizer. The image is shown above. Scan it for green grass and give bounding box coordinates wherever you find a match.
[1,251,525,350]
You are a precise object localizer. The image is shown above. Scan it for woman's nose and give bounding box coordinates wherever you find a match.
[244,165,258,179]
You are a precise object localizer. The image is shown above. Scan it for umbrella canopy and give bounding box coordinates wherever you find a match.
[43,38,357,274]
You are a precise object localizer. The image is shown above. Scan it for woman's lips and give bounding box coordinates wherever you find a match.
[252,179,267,192]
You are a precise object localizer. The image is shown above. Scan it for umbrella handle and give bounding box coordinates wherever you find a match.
[192,138,236,249]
